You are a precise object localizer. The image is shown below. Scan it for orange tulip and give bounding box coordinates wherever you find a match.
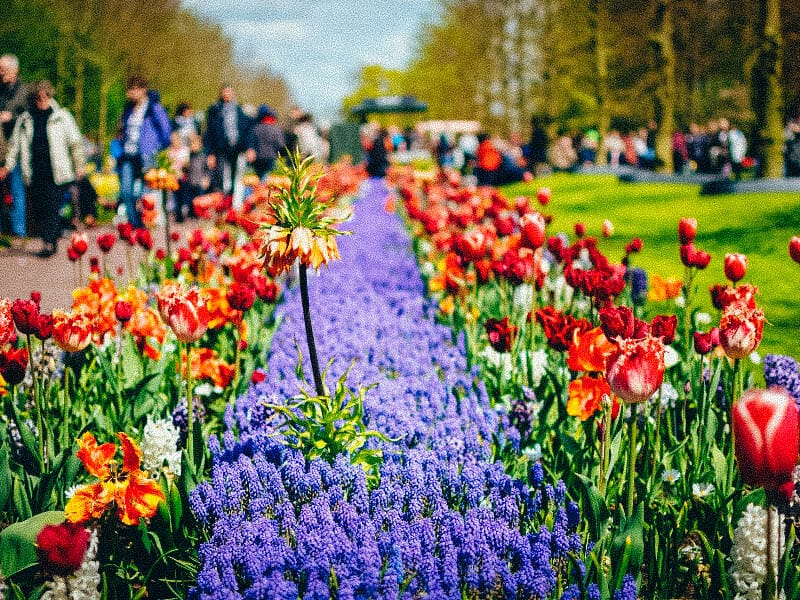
[65,432,165,526]
[52,310,95,352]
[567,327,615,373]
[567,375,618,421]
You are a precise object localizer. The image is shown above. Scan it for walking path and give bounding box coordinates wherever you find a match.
[0,220,193,311]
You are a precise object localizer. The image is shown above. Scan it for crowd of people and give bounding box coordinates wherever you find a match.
[0,53,331,258]
[3,48,800,258]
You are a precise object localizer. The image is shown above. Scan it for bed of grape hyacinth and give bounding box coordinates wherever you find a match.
[190,179,609,600]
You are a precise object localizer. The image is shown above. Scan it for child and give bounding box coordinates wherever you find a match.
[167,132,189,222]
[182,134,208,220]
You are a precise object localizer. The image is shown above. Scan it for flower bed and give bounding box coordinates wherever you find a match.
[191,179,601,599]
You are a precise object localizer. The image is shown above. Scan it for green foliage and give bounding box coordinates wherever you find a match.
[266,361,394,485]
[504,174,800,356]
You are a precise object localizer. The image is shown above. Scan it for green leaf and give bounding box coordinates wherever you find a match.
[710,446,728,493]
[6,397,41,471]
[0,445,13,513]
[575,473,610,541]
[611,502,645,584]
[0,510,64,578]
[12,476,32,520]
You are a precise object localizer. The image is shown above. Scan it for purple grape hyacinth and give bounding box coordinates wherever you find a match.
[190,181,615,598]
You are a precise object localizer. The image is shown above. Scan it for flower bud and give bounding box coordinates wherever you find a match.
[724,253,748,283]
[733,388,799,490]
[605,336,665,403]
[789,236,800,264]
[678,217,697,245]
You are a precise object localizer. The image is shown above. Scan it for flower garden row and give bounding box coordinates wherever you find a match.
[0,153,798,599]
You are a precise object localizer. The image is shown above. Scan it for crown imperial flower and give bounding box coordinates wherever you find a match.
[259,151,350,276]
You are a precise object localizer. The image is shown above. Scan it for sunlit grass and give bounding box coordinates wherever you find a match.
[503,173,800,357]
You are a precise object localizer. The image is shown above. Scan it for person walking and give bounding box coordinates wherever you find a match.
[0,54,29,239]
[246,105,285,180]
[204,84,251,196]
[0,80,85,257]
[117,75,172,228]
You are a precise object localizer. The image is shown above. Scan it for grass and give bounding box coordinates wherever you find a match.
[503,173,800,358]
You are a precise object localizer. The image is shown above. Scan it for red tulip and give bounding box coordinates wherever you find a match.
[693,328,720,355]
[724,253,748,283]
[67,246,80,262]
[30,291,41,306]
[680,242,711,269]
[536,187,551,206]
[226,282,256,312]
[11,298,39,335]
[156,284,209,343]
[115,301,133,323]
[719,300,764,359]
[535,306,592,352]
[0,346,28,385]
[790,236,800,264]
[33,313,53,341]
[0,298,14,347]
[574,222,587,238]
[135,228,153,251]
[96,233,116,253]
[171,231,181,242]
[625,238,643,254]
[485,316,518,353]
[605,336,665,403]
[598,305,637,340]
[710,283,758,310]
[520,212,546,249]
[678,217,697,245]
[70,232,88,257]
[733,388,799,490]
[251,368,267,384]
[650,314,677,344]
[155,248,166,260]
[117,222,134,244]
[36,522,90,576]
[453,229,488,263]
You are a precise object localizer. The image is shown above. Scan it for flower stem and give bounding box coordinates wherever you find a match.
[63,364,71,449]
[626,403,639,516]
[299,264,324,396]
[163,189,172,257]
[764,504,777,600]
[185,341,195,463]
[599,400,612,496]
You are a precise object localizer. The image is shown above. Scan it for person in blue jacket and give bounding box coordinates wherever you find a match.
[117,75,171,228]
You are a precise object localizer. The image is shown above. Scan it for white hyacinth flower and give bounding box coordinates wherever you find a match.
[695,312,712,326]
[513,284,534,312]
[523,443,543,462]
[141,417,182,476]
[663,345,680,368]
[479,346,513,382]
[730,504,784,600]
[674,295,686,308]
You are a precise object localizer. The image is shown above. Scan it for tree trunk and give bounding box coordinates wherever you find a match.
[654,0,676,173]
[56,34,68,102]
[98,69,111,154]
[592,0,611,166]
[74,59,84,130]
[751,0,784,178]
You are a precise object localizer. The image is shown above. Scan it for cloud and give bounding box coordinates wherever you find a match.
[182,0,438,120]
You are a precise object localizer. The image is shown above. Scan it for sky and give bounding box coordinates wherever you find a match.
[183,0,438,123]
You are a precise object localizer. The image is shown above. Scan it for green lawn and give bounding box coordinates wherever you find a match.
[503,174,800,357]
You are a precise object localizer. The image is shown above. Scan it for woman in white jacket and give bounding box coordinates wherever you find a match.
[0,80,85,257]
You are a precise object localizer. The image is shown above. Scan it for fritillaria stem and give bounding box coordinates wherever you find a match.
[299,264,324,396]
